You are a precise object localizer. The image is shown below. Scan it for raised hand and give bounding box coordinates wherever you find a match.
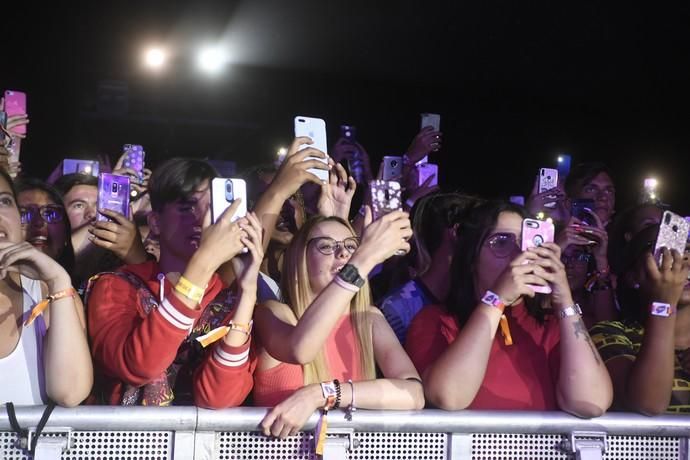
[230,212,264,292]
[195,199,249,272]
[89,208,148,264]
[524,242,574,309]
[405,126,442,165]
[355,209,413,267]
[0,241,70,290]
[643,248,689,307]
[269,137,332,200]
[317,162,356,219]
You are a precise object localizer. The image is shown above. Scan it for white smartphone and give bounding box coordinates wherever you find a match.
[653,211,690,267]
[382,156,403,181]
[294,116,329,182]
[538,167,559,209]
[416,163,438,187]
[210,178,247,224]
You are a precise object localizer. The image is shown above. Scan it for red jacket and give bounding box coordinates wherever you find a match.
[87,260,255,408]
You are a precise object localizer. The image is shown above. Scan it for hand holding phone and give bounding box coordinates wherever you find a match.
[416,162,438,188]
[211,178,248,224]
[3,90,27,136]
[570,199,596,226]
[370,180,402,221]
[294,116,329,183]
[122,144,145,181]
[382,156,403,181]
[539,168,559,209]
[521,218,555,294]
[653,211,690,267]
[97,173,130,222]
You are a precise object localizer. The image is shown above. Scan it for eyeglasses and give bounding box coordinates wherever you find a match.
[308,236,360,255]
[562,252,592,265]
[484,232,520,258]
[19,205,65,225]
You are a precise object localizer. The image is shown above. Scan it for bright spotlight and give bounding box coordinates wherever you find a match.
[198,47,226,74]
[644,177,658,190]
[144,48,167,69]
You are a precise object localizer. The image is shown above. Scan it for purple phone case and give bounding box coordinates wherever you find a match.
[123,144,145,179]
[4,90,27,135]
[97,173,130,221]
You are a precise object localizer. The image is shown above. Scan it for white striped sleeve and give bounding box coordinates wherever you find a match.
[213,346,250,367]
[157,297,196,330]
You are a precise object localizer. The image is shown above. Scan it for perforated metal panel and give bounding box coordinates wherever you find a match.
[472,433,569,460]
[217,431,316,459]
[0,430,172,460]
[471,433,683,460]
[216,431,446,460]
[606,435,680,459]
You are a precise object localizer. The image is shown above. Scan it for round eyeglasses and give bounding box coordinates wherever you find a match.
[308,236,360,255]
[562,251,592,265]
[484,232,521,258]
[19,205,65,225]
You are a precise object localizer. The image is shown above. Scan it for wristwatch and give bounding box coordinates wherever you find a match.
[558,303,583,319]
[338,264,366,288]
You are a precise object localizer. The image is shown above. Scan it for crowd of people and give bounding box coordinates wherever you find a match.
[1,93,690,441]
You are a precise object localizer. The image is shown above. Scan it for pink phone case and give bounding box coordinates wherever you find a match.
[521,218,555,294]
[3,90,27,135]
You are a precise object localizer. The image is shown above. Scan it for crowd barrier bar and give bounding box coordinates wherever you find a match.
[1,406,689,459]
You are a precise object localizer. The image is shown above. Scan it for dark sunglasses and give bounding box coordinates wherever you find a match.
[19,205,65,225]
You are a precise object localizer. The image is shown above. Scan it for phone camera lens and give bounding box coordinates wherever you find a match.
[673,225,679,232]
[391,160,398,167]
[111,183,118,193]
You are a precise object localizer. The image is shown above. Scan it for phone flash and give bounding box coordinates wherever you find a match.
[84,165,92,174]
[557,156,564,163]
[644,178,658,190]
[536,211,545,220]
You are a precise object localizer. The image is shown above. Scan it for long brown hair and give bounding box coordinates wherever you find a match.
[281,215,376,384]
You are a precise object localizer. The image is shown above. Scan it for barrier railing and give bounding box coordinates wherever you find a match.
[1,406,689,460]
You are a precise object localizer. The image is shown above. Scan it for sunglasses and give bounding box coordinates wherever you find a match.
[19,205,65,225]
[308,236,360,255]
[484,232,521,258]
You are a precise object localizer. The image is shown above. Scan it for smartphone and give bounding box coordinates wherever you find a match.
[419,113,441,164]
[539,168,559,209]
[0,111,6,141]
[3,90,27,135]
[653,211,690,267]
[340,124,356,142]
[294,116,329,182]
[122,144,145,180]
[210,178,247,224]
[571,198,596,226]
[417,162,438,187]
[521,218,555,294]
[382,156,403,181]
[63,159,100,177]
[97,173,130,222]
[556,154,572,177]
[370,180,402,221]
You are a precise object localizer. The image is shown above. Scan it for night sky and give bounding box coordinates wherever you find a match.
[4,1,690,214]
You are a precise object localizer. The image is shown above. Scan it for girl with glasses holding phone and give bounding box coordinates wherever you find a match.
[405,200,612,417]
[253,210,424,439]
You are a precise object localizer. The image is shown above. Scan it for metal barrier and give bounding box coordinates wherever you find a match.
[1,406,689,460]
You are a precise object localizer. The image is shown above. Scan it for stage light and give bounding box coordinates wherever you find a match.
[144,48,167,69]
[198,46,226,74]
[644,177,658,190]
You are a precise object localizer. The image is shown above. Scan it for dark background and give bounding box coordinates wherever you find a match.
[3,1,690,214]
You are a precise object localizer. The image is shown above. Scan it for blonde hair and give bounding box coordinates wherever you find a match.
[281,215,376,384]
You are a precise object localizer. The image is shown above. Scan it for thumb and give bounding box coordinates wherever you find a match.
[363,205,373,227]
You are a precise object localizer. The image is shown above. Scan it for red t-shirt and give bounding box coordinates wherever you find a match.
[406,303,562,410]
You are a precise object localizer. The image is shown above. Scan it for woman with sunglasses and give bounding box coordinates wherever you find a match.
[16,178,76,277]
[0,169,92,406]
[253,210,424,439]
[406,200,612,416]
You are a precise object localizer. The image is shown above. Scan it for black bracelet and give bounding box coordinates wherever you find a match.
[333,379,342,409]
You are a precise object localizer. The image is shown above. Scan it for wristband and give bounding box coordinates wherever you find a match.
[346,379,356,420]
[481,290,506,313]
[320,381,338,410]
[650,302,675,317]
[24,287,78,327]
[228,319,253,336]
[333,275,360,293]
[558,303,583,320]
[174,275,206,304]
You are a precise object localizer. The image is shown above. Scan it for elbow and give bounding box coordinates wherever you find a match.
[289,342,318,365]
[47,386,90,408]
[410,383,426,410]
[632,400,668,417]
[426,385,470,411]
[557,391,611,419]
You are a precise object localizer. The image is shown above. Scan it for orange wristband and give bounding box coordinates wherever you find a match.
[24,287,78,327]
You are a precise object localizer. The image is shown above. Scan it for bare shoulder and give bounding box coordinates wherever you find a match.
[257,299,298,326]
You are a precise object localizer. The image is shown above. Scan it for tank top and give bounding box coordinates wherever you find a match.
[253,314,364,407]
[0,276,47,405]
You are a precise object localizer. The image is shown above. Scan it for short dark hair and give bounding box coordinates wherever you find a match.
[411,192,482,274]
[149,158,218,212]
[447,200,545,326]
[565,162,614,197]
[53,173,98,197]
